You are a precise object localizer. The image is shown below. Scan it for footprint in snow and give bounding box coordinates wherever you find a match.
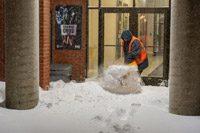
[113,123,135,133]
[91,115,108,127]
[46,103,53,108]
[129,103,141,116]
[115,108,128,121]
[74,95,83,102]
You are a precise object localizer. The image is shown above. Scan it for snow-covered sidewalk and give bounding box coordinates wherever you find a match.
[0,80,200,133]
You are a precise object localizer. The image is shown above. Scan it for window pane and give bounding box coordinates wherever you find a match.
[104,13,129,46]
[138,13,164,77]
[102,0,133,7]
[104,46,124,70]
[135,0,169,7]
[104,13,130,70]
[88,10,99,77]
[89,0,99,7]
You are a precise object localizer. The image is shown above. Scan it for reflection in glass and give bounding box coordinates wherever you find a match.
[138,13,165,77]
[101,0,133,7]
[88,0,99,7]
[104,13,129,70]
[104,46,124,70]
[88,10,99,78]
[135,0,169,7]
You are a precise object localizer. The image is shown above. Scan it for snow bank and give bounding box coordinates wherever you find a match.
[36,80,170,133]
[99,65,142,94]
[0,82,5,103]
[0,73,200,133]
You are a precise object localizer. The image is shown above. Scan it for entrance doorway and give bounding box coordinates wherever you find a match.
[87,1,170,86]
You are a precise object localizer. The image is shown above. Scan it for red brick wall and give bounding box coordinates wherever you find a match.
[51,0,86,81]
[40,0,50,90]
[0,0,5,81]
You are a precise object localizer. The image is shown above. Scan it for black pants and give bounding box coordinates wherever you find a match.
[138,58,149,74]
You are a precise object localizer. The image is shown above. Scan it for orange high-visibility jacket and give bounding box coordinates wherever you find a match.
[122,36,148,65]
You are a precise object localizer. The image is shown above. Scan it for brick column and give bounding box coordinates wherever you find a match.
[39,0,50,90]
[169,0,200,115]
[0,0,5,81]
[5,0,39,109]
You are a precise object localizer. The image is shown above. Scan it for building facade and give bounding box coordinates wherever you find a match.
[0,0,170,89]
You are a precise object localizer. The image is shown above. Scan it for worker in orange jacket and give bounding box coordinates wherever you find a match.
[121,30,149,74]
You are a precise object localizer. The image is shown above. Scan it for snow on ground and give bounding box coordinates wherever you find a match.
[0,65,200,133]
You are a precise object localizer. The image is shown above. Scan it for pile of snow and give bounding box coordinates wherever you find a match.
[99,65,142,94]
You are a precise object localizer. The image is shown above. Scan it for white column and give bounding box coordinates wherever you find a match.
[5,0,39,109]
[169,0,200,115]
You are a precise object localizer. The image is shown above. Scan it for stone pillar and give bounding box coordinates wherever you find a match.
[5,0,39,109]
[169,0,200,115]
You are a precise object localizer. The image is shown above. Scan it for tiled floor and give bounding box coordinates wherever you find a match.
[141,53,163,77]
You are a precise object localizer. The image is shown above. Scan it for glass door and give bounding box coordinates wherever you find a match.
[138,13,165,77]
[100,8,134,73]
[103,13,130,70]
[134,8,169,85]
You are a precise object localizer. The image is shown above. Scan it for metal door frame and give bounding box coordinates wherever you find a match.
[100,8,169,85]
[133,8,170,86]
[86,0,171,86]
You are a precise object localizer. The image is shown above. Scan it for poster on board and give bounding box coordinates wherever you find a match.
[55,5,82,50]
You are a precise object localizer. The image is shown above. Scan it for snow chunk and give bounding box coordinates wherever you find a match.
[99,65,142,95]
